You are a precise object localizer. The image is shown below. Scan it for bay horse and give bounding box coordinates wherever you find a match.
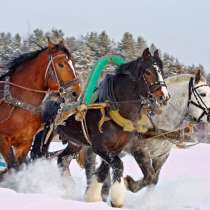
[52,48,169,207]
[0,39,81,170]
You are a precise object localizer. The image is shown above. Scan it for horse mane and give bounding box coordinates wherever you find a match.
[0,43,71,80]
[116,58,141,75]
[116,56,161,77]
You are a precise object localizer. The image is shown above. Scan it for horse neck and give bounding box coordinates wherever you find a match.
[10,50,49,106]
[113,75,142,121]
[152,80,189,130]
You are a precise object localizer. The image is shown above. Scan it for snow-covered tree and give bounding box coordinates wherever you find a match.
[97,31,111,56]
[136,36,147,57]
[119,32,136,61]
[28,28,47,50]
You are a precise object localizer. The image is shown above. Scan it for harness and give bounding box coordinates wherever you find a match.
[187,77,210,122]
[0,52,79,114]
[45,54,80,94]
[95,65,167,134]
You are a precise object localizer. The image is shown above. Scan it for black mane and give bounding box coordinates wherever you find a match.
[0,43,71,80]
[117,59,140,74]
[116,56,162,79]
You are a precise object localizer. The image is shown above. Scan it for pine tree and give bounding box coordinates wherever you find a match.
[0,32,13,63]
[50,29,64,43]
[98,31,111,56]
[136,36,147,57]
[119,32,136,61]
[28,28,47,50]
[65,36,82,52]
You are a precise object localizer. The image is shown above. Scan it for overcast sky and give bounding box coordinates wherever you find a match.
[0,0,210,71]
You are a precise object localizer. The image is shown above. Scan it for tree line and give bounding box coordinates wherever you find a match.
[0,28,207,84]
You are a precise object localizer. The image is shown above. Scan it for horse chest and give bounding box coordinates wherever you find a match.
[105,131,129,153]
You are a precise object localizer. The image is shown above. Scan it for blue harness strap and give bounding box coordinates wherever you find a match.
[0,154,7,169]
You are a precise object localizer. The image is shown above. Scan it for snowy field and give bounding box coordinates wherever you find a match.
[0,142,210,210]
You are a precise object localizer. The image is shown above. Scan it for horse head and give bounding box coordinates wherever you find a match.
[139,48,169,105]
[114,48,169,117]
[45,39,81,100]
[188,70,210,123]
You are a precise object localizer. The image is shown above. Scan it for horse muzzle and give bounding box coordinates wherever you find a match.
[158,94,170,106]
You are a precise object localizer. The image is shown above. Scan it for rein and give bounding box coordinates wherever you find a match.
[143,76,210,148]
[45,53,80,93]
[0,80,56,94]
[0,52,79,116]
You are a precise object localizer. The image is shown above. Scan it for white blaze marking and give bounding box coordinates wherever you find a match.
[156,66,169,98]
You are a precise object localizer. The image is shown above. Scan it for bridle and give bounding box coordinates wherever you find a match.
[1,50,80,113]
[143,64,167,95]
[107,62,167,113]
[45,52,80,97]
[187,77,210,122]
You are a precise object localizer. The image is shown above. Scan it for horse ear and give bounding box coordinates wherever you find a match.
[154,49,163,69]
[195,69,202,84]
[142,48,151,60]
[47,37,55,49]
[154,49,160,58]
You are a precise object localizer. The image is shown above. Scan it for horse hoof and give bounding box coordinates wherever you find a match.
[84,175,103,202]
[111,201,123,208]
[151,176,159,185]
[110,178,126,208]
[124,175,135,190]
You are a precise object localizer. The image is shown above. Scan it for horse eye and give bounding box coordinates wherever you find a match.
[58,63,64,68]
[200,93,206,97]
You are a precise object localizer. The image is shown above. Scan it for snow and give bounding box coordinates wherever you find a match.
[0,143,210,210]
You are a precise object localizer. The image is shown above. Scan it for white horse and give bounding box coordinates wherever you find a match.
[125,70,210,192]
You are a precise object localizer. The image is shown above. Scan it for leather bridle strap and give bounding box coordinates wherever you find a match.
[45,53,66,89]
[45,53,80,94]
[187,78,210,122]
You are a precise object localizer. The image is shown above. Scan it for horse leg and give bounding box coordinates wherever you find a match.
[15,141,32,164]
[125,149,155,192]
[85,159,110,202]
[109,155,126,208]
[95,152,126,208]
[30,124,54,160]
[151,153,170,184]
[30,130,44,160]
[84,147,96,187]
[57,142,81,176]
[101,169,111,202]
[0,136,18,169]
[84,147,111,202]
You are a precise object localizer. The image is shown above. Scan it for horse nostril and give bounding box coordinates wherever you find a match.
[159,96,164,101]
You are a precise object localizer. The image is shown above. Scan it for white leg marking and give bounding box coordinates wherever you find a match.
[85,175,103,202]
[110,177,126,208]
[62,168,71,177]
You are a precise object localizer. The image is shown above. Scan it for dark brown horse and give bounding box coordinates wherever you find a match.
[83,70,210,197]
[48,48,169,207]
[0,39,81,170]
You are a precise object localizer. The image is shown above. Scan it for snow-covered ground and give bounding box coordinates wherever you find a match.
[0,143,210,210]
